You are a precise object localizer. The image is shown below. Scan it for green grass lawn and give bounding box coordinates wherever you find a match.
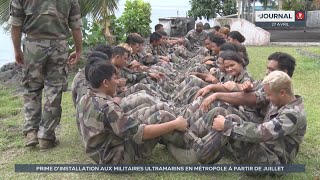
[0,46,319,179]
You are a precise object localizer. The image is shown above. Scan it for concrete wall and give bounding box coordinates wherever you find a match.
[307,11,320,28]
[214,18,270,45]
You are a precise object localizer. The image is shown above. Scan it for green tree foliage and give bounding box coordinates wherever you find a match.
[109,15,127,43]
[221,0,238,16]
[116,0,152,37]
[0,0,119,31]
[188,0,237,20]
[68,17,107,52]
[281,0,306,10]
[79,0,119,20]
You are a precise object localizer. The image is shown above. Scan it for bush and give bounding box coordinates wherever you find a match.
[116,0,152,38]
[68,17,108,53]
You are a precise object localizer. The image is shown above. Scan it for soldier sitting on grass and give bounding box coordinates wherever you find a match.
[76,61,189,164]
[168,71,307,168]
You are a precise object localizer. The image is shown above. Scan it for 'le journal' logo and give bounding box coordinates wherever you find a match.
[258,13,293,19]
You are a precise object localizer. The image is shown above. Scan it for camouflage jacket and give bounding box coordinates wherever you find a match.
[9,0,82,39]
[241,80,269,118]
[144,44,159,56]
[229,69,254,84]
[185,29,208,49]
[159,43,170,55]
[223,96,307,164]
[119,67,148,86]
[130,52,158,66]
[76,89,145,164]
[71,68,89,107]
[213,69,231,83]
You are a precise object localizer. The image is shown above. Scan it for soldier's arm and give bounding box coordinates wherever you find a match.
[107,103,187,143]
[143,116,188,140]
[206,84,235,93]
[213,92,257,106]
[192,73,219,83]
[68,0,83,64]
[11,25,23,64]
[106,102,144,144]
[9,0,25,65]
[140,55,159,66]
[167,39,180,46]
[222,111,304,143]
[122,68,148,84]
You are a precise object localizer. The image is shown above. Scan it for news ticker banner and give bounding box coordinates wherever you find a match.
[15,164,305,173]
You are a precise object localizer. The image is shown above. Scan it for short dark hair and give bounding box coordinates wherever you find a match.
[158,30,167,36]
[92,44,113,59]
[268,52,296,78]
[220,50,245,67]
[208,32,226,47]
[213,25,221,32]
[204,23,210,30]
[112,46,130,57]
[155,24,163,31]
[229,31,245,43]
[126,33,145,45]
[150,32,162,43]
[86,61,117,88]
[224,24,231,29]
[220,43,239,52]
[84,57,106,81]
[87,51,110,61]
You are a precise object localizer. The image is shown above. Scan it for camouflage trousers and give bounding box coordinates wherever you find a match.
[174,64,208,86]
[173,45,193,60]
[188,107,281,164]
[149,65,177,80]
[140,77,175,97]
[119,83,170,101]
[199,98,264,124]
[173,75,208,105]
[120,91,162,113]
[125,103,187,162]
[22,38,68,140]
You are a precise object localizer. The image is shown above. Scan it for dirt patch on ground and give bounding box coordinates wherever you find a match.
[0,148,26,166]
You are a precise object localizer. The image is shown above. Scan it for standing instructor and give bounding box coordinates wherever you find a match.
[9,0,82,150]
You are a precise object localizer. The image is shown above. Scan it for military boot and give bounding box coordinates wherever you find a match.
[25,130,38,147]
[39,139,60,151]
[167,143,199,164]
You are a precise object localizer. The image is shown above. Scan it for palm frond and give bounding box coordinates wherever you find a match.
[79,0,119,20]
[0,0,11,30]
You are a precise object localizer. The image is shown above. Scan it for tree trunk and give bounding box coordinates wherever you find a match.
[103,18,115,45]
[278,0,283,10]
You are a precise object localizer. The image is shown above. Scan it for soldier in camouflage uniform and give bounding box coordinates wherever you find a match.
[185,22,208,52]
[144,32,171,63]
[111,46,172,101]
[9,0,82,150]
[126,33,158,66]
[198,52,297,124]
[174,51,254,106]
[178,33,225,78]
[228,31,249,66]
[71,51,110,107]
[77,62,188,164]
[169,71,307,166]
[72,50,163,115]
